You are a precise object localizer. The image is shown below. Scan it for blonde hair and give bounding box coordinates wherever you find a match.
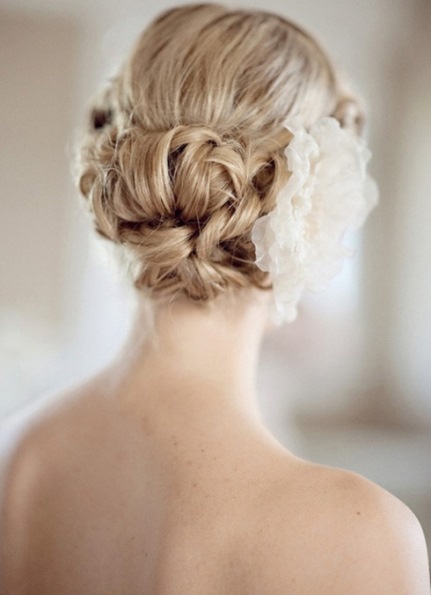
[76,3,363,304]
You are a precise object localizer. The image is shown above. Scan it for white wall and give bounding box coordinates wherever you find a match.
[0,10,82,413]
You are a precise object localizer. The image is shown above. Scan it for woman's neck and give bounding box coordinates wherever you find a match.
[103,288,274,441]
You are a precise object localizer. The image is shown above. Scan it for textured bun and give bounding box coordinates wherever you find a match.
[76,3,363,303]
[79,118,290,300]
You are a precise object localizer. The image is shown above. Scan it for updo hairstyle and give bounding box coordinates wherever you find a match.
[76,3,364,304]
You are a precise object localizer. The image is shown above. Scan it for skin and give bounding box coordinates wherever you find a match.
[0,288,430,594]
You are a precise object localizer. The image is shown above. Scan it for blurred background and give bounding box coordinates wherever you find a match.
[0,0,430,555]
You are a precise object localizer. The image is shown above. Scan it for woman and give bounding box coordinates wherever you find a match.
[1,3,430,593]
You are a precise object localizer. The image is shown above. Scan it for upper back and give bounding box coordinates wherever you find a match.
[1,387,430,595]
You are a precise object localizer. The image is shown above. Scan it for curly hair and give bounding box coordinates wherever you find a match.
[76,3,364,303]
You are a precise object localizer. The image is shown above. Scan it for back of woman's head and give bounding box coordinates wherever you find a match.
[77,3,363,304]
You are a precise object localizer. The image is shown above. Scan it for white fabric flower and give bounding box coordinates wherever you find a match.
[251,116,379,324]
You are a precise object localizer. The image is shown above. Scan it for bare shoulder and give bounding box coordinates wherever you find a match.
[0,382,103,497]
[275,460,431,594]
[343,467,430,593]
[333,466,431,593]
[0,381,107,593]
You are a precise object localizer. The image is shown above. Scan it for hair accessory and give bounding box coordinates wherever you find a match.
[251,116,379,324]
